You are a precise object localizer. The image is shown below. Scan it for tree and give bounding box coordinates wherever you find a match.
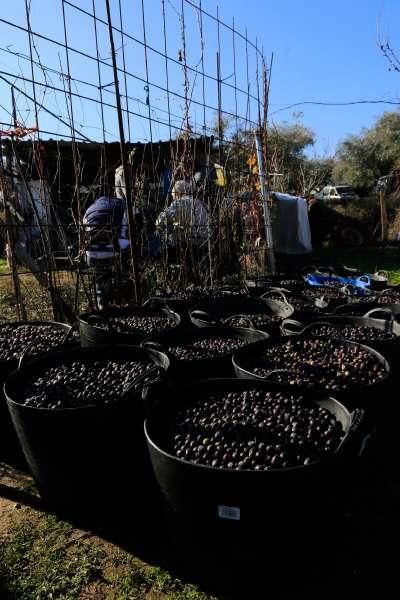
[267,122,333,195]
[214,118,333,196]
[333,111,400,188]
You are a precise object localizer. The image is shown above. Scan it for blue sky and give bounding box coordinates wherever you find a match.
[0,0,399,156]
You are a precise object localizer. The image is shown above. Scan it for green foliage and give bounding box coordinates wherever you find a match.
[223,119,333,196]
[333,111,400,188]
[110,559,217,600]
[267,123,333,194]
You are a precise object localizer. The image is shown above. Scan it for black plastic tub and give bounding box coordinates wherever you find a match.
[265,287,326,321]
[299,286,352,311]
[0,320,75,468]
[332,302,400,320]
[79,303,181,347]
[244,276,282,296]
[144,378,363,549]
[189,293,293,334]
[232,336,390,418]
[368,271,389,291]
[4,345,169,509]
[150,286,248,324]
[142,326,269,382]
[280,310,400,365]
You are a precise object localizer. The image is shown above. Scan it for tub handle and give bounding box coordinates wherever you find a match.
[337,408,365,453]
[280,319,305,335]
[142,339,165,352]
[190,309,216,325]
[17,341,37,370]
[364,307,394,322]
[60,320,79,346]
[122,364,165,400]
[262,368,299,382]
[143,297,169,310]
[87,313,112,331]
[380,288,398,296]
[141,370,175,417]
[261,289,288,304]
[375,270,389,279]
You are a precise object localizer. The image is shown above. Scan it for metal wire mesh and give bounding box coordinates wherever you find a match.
[0,0,274,319]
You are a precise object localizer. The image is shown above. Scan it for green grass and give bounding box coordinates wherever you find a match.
[315,246,400,284]
[0,509,218,600]
[0,257,8,272]
[0,513,105,600]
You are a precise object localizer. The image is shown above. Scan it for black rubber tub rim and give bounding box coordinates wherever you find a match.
[144,378,363,475]
[231,336,391,387]
[4,345,169,413]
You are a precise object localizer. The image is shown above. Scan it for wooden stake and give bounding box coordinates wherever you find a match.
[380,189,388,242]
[105,0,141,305]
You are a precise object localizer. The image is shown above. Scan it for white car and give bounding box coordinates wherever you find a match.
[316,185,359,203]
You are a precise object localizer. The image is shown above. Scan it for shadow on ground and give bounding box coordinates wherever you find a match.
[0,433,398,600]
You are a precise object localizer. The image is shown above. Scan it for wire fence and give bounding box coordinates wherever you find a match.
[0,0,273,320]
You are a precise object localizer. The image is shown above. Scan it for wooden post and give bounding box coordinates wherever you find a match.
[255,133,276,274]
[0,174,27,320]
[380,189,388,242]
[105,0,141,305]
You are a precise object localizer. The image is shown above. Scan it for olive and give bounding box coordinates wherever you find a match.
[20,358,153,409]
[0,324,76,361]
[168,336,245,360]
[95,312,176,336]
[251,337,386,390]
[172,389,344,471]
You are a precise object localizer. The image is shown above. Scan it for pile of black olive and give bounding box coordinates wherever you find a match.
[21,359,153,409]
[377,292,400,305]
[156,286,246,302]
[168,336,244,360]
[303,286,345,301]
[251,337,387,390]
[172,389,344,470]
[278,280,307,293]
[155,288,209,302]
[322,280,344,289]
[105,313,176,336]
[353,291,400,306]
[305,323,396,342]
[223,313,276,328]
[0,324,73,361]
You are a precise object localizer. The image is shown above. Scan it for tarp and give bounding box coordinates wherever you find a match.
[271,192,312,255]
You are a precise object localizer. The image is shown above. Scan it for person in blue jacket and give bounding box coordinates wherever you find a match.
[83,196,130,309]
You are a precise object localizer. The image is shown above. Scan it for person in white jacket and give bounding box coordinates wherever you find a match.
[156,180,208,248]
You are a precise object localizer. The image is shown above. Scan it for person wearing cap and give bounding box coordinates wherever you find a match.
[156,179,208,271]
[156,180,208,243]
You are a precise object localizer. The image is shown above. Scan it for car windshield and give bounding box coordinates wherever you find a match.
[336,186,355,194]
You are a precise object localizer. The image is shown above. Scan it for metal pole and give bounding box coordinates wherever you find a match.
[380,188,388,242]
[255,132,276,274]
[105,0,141,304]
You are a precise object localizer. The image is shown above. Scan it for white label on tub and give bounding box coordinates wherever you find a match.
[218,505,241,520]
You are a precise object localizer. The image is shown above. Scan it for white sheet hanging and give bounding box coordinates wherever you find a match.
[271,192,312,254]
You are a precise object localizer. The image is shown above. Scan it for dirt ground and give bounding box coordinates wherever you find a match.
[0,462,218,600]
[1,432,399,600]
